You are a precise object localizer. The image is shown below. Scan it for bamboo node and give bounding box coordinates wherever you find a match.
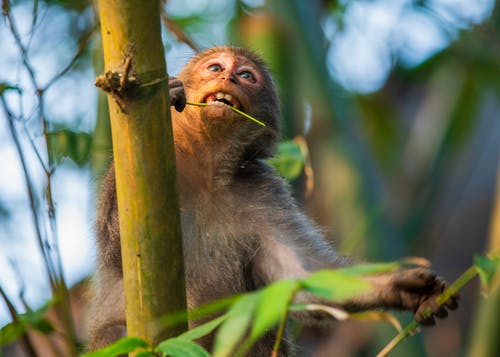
[95,56,138,100]
[95,70,138,97]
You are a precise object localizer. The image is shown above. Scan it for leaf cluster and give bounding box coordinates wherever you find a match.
[0,301,55,346]
[82,254,499,357]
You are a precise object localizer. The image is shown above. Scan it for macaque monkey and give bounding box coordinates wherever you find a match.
[88,46,458,355]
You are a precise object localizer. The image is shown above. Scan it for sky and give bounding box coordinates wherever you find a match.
[0,0,495,327]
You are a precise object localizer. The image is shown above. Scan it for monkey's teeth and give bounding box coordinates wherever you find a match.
[207,100,227,107]
[204,92,240,108]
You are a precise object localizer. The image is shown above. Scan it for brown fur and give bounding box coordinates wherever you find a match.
[88,46,457,355]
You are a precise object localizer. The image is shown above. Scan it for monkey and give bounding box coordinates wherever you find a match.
[88,46,458,355]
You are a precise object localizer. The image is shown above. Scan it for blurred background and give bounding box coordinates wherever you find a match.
[0,0,499,356]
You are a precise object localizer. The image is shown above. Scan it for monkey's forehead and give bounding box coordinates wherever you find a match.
[191,52,259,68]
[196,46,264,61]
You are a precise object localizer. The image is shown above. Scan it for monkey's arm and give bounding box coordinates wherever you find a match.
[253,230,457,325]
[249,188,458,325]
[168,77,186,112]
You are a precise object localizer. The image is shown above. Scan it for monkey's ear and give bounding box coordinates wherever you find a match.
[168,77,186,112]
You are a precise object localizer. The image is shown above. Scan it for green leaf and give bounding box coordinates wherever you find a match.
[19,303,55,334]
[27,317,54,334]
[339,262,399,276]
[302,270,372,301]
[81,337,149,357]
[188,295,240,321]
[0,299,59,345]
[136,352,156,357]
[212,293,259,357]
[249,279,299,342]
[161,295,238,331]
[47,129,92,166]
[474,255,500,293]
[179,314,228,341]
[157,338,210,357]
[0,321,26,346]
[267,141,305,180]
[0,82,21,95]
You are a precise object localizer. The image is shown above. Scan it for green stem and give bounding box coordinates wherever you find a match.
[186,101,266,127]
[271,287,301,357]
[271,309,289,357]
[376,266,478,357]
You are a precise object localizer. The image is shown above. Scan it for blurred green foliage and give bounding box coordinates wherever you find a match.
[47,128,92,166]
[0,300,55,347]
[267,141,305,181]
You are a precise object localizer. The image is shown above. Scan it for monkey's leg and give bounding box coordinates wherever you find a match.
[88,322,127,351]
[87,275,126,351]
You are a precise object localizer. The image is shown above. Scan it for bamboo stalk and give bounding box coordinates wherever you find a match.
[97,0,187,348]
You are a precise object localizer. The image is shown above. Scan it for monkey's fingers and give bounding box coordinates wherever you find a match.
[168,77,186,112]
[414,289,459,326]
[444,294,460,310]
[415,296,445,325]
[416,311,436,326]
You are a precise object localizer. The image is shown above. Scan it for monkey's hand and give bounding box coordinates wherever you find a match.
[369,268,459,325]
[169,76,186,112]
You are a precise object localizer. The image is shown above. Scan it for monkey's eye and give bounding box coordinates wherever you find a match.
[208,63,222,72]
[239,71,256,83]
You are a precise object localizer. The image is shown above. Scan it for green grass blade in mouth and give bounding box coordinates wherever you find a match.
[186,101,266,127]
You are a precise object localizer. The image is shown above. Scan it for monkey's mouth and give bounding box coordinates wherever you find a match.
[203,92,241,110]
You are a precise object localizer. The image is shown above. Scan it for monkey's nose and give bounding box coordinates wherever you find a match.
[224,72,238,84]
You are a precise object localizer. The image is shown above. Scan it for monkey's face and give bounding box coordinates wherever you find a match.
[181,52,264,124]
[176,47,280,158]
